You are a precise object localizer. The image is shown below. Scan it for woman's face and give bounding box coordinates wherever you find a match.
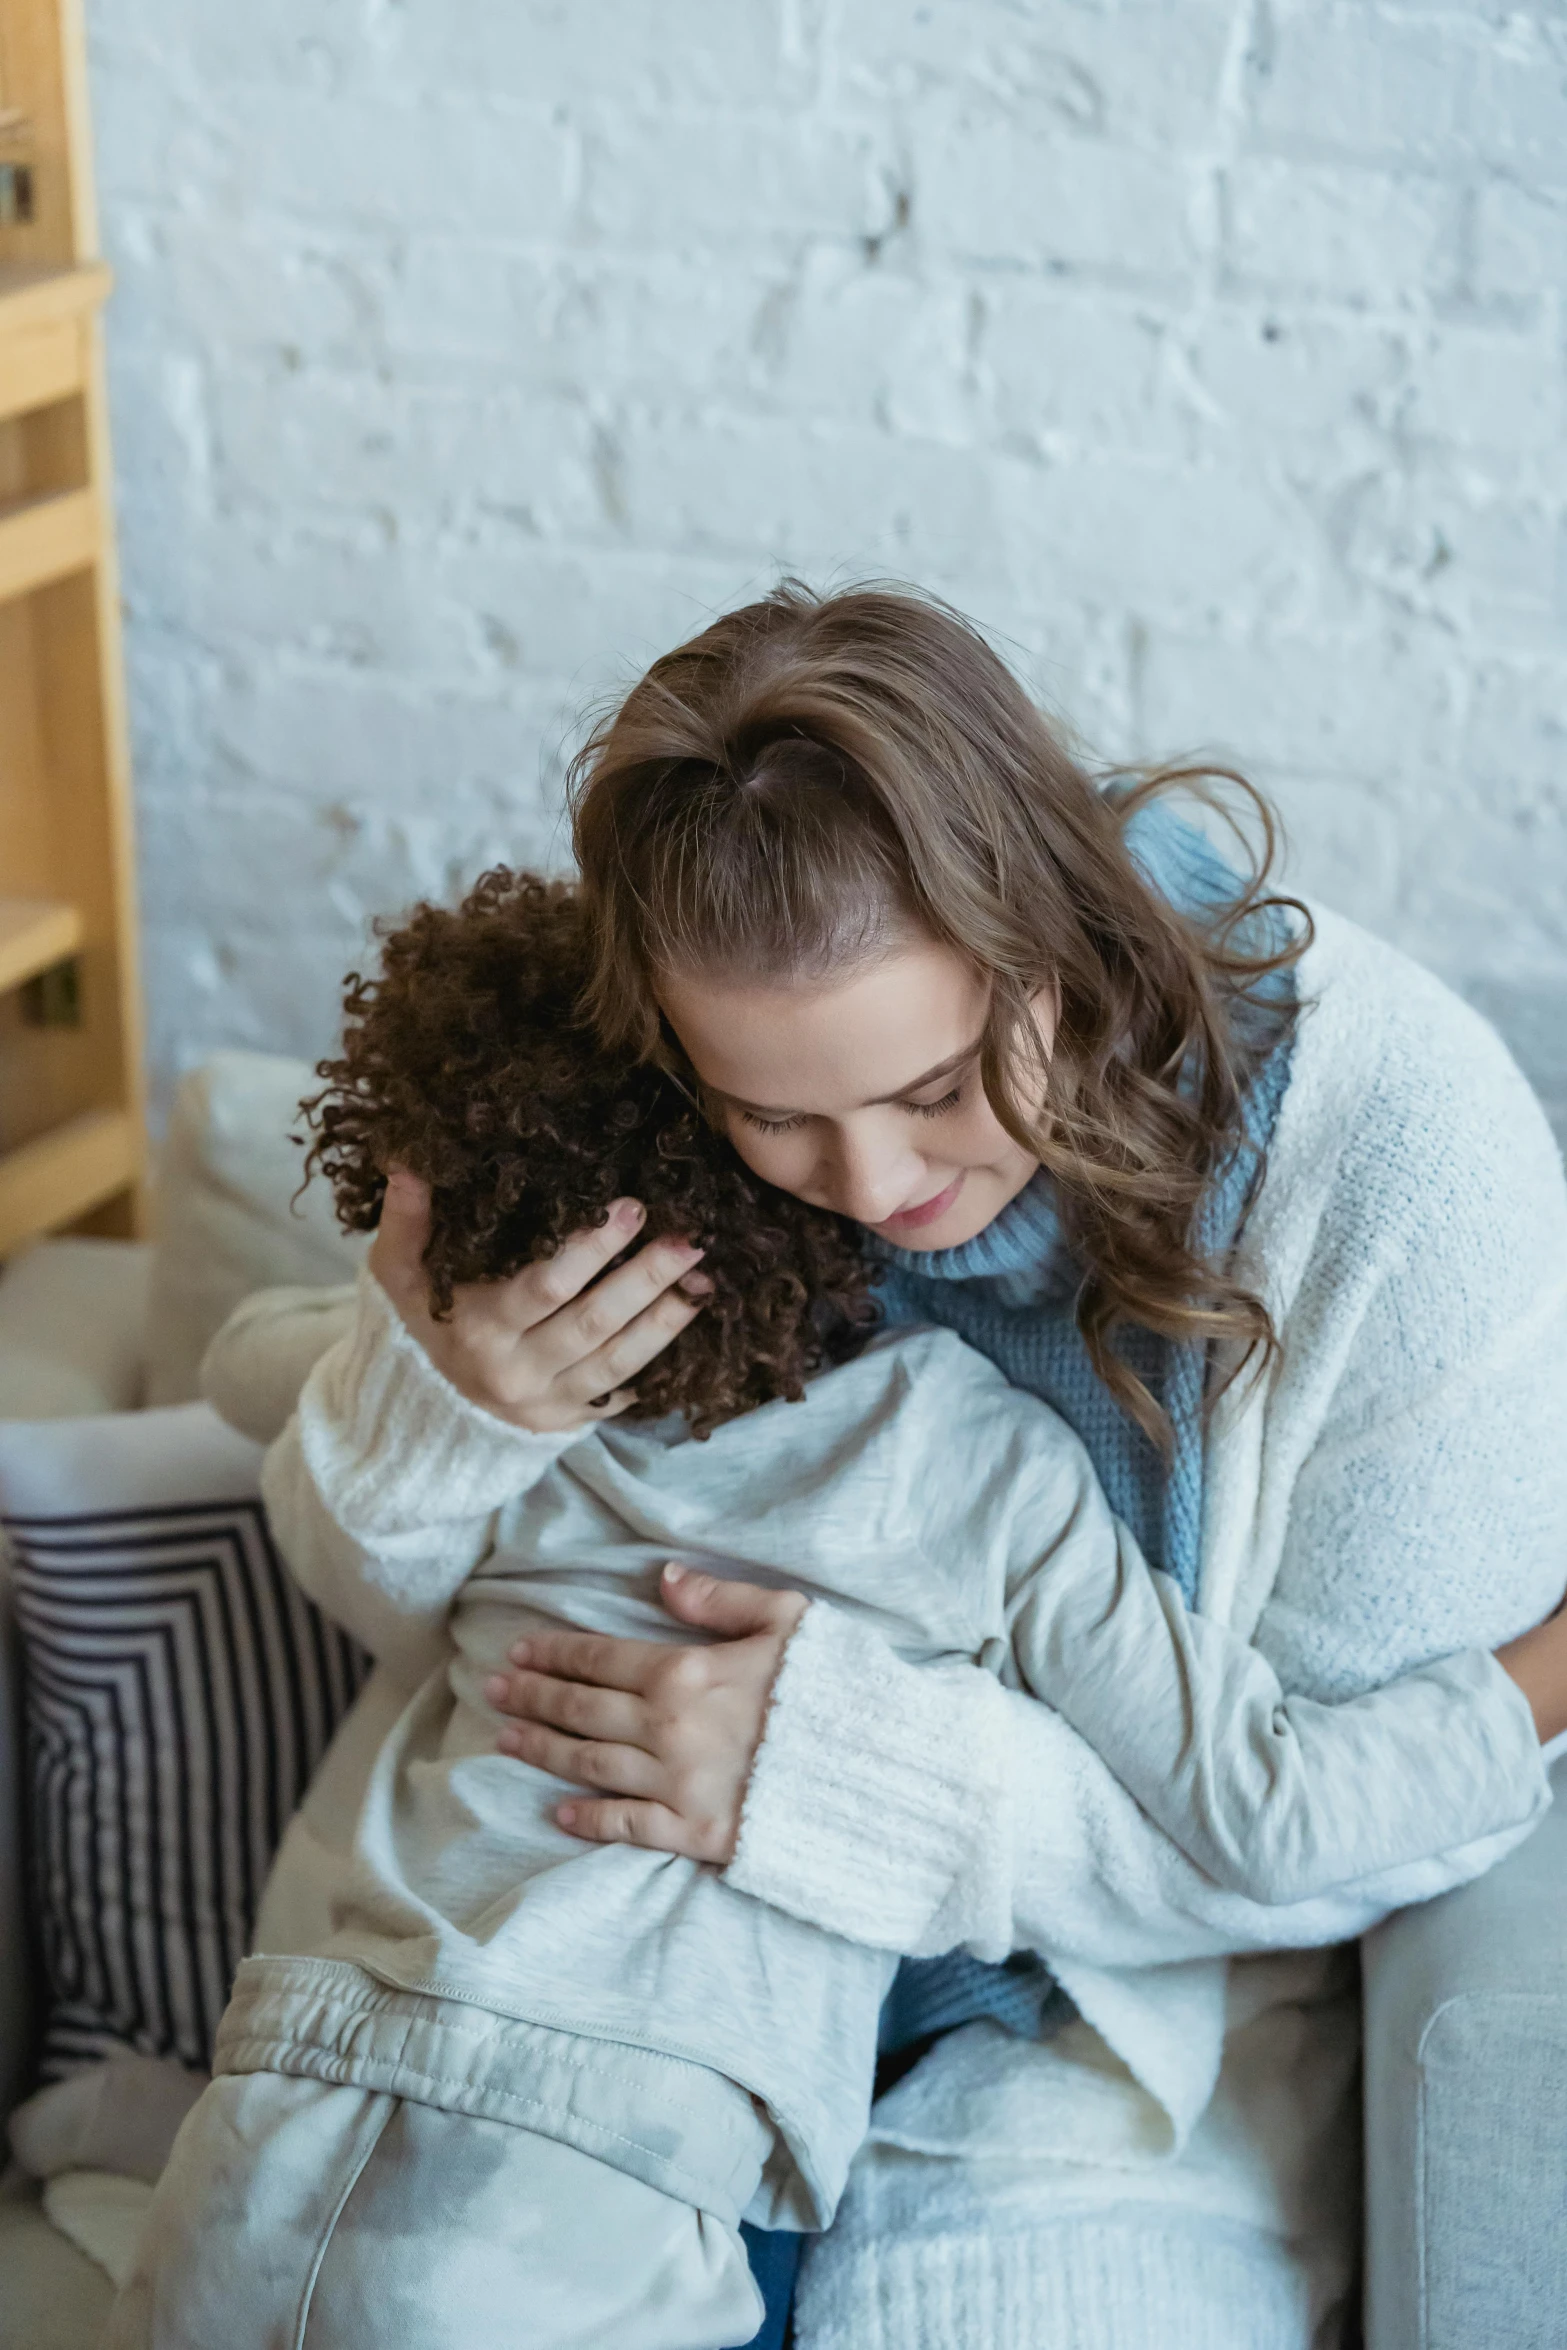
[658,942,1052,1252]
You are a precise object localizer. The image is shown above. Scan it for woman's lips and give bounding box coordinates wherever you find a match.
[876,1173,965,1234]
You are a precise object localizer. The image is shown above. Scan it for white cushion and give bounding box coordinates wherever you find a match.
[143,1053,368,1407]
[41,2170,153,2288]
[0,1240,152,1419]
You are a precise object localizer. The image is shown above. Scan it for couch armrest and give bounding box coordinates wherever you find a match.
[1362,1751,1567,2349]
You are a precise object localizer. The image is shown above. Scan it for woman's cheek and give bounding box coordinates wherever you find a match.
[722,1116,800,1191]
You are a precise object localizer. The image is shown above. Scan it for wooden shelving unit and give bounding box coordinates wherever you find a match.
[0,893,80,990]
[0,0,146,1255]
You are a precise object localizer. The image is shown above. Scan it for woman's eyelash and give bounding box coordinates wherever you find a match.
[739,1084,963,1136]
[908,1086,962,1120]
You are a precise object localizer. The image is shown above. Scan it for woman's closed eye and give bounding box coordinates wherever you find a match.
[739,1083,964,1136]
[908,1084,963,1120]
[739,1108,810,1135]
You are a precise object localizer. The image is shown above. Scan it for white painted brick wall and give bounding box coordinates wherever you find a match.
[81,0,1567,1136]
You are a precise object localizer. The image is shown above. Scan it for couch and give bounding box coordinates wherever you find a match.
[0,1052,1563,2348]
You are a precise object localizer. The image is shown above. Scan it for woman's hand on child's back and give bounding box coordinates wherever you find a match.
[485,1565,808,1863]
[368,1168,712,1434]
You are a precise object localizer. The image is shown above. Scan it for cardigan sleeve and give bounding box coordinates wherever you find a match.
[259,1264,578,1682]
[992,1408,1551,1909]
[726,1601,1547,1966]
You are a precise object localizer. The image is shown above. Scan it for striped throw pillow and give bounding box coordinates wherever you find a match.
[0,1403,369,2077]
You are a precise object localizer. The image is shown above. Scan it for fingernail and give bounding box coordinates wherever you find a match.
[483,1674,509,1705]
[614,1199,646,1233]
[663,1561,686,1584]
[508,1640,530,1665]
[557,1803,578,1830]
[678,1271,714,1298]
[386,1168,418,1197]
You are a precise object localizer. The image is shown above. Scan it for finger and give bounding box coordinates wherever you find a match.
[554,1796,694,1856]
[505,1626,672,1697]
[483,1669,648,1750]
[551,1286,706,1406]
[582,1389,637,1420]
[529,1237,707,1378]
[659,1564,805,1642]
[496,1721,663,1799]
[476,1200,650,1337]
[368,1167,434,1310]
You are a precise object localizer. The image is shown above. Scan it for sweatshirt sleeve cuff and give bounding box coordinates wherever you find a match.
[297,1263,580,1536]
[200,1283,360,1446]
[724,1602,1014,1961]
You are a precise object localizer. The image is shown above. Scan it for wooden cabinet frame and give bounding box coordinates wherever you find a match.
[0,0,146,1251]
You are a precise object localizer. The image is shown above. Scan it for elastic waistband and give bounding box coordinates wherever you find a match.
[216,1954,772,2226]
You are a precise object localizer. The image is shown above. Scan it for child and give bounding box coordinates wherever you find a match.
[109,871,1548,2350]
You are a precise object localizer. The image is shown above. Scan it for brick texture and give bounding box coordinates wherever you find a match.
[83,0,1567,1137]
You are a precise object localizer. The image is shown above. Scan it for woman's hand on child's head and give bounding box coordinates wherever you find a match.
[484,1567,809,1864]
[368,1168,713,1435]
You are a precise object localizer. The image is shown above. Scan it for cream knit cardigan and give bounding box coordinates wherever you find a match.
[723,905,1567,2161]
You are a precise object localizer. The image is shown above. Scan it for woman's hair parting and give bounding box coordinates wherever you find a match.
[299,870,877,1439]
[569,579,1310,1448]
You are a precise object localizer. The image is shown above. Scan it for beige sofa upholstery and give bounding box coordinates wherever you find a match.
[0,2175,115,2347]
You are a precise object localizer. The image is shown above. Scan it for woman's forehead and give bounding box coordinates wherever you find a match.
[657,944,988,1116]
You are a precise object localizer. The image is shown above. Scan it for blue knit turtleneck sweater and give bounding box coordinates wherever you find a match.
[874,802,1297,2050]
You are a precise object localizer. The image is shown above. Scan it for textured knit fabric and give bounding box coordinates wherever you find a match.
[242,1263,1547,2241]
[717,902,1567,2348]
[873,1045,1293,2050]
[800,1946,1368,2349]
[872,801,1294,1598]
[873,801,1297,2052]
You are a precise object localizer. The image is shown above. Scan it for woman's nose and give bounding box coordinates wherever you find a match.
[820,1128,923,1226]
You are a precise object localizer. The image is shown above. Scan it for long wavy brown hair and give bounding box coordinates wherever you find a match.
[299,869,877,1438]
[570,581,1309,1446]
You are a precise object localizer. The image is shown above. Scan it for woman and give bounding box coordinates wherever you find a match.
[210,583,1567,2350]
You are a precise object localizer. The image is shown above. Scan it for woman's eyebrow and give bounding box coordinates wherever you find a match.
[720,1037,985,1121]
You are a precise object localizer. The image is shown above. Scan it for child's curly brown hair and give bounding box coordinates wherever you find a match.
[299,868,879,1438]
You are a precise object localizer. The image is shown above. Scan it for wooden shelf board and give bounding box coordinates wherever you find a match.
[0,895,82,993]
[0,312,84,422]
[0,263,111,334]
[0,1106,139,1256]
[0,484,98,604]
[0,267,111,423]
[0,7,148,1248]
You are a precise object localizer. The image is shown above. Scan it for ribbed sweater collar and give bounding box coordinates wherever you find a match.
[868,1169,1066,1290]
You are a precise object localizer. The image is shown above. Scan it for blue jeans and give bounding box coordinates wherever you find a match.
[736,2222,800,2348]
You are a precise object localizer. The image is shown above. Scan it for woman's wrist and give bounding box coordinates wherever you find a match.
[1495,1597,1567,1745]
[300,1264,577,1536]
[724,1603,1013,1960]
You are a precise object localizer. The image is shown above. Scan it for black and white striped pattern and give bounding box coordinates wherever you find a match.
[5,1494,369,2077]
